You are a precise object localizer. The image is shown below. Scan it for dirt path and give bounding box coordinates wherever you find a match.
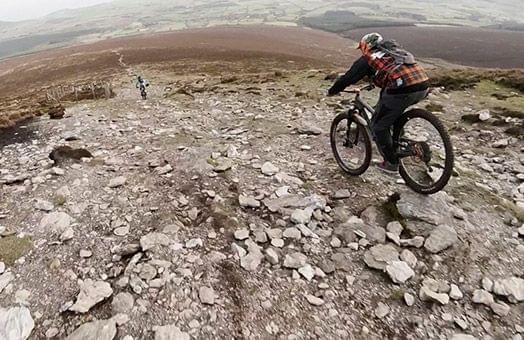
[0,60,523,339]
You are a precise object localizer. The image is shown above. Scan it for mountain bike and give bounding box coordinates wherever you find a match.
[330,84,454,195]
[140,84,147,100]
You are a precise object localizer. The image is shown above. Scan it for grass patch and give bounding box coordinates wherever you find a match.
[429,69,524,92]
[0,236,33,266]
[390,289,404,301]
[54,194,67,206]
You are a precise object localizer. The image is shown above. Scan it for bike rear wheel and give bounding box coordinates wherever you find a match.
[330,112,372,176]
[393,109,454,194]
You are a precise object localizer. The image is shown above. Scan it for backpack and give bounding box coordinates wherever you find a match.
[377,40,416,65]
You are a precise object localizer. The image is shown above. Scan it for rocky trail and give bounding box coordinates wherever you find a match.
[0,61,523,340]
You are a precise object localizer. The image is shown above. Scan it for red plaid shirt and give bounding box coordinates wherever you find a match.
[363,50,429,89]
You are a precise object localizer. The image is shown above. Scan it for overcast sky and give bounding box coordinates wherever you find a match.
[0,0,113,21]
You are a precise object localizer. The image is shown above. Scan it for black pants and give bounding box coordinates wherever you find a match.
[372,89,428,164]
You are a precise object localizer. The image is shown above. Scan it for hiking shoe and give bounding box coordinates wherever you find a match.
[377,161,399,174]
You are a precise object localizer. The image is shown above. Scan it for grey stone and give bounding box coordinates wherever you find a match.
[297,125,323,136]
[240,240,264,271]
[185,238,202,248]
[454,317,468,331]
[234,229,250,240]
[290,209,312,225]
[45,328,59,338]
[482,277,494,292]
[298,264,315,281]
[261,162,279,176]
[34,199,53,212]
[40,212,72,235]
[238,195,260,208]
[400,249,417,268]
[65,319,117,340]
[400,236,425,248]
[386,221,403,235]
[156,164,173,175]
[114,226,130,237]
[283,252,308,269]
[397,191,453,225]
[419,286,449,305]
[283,227,301,240]
[0,272,14,294]
[198,286,216,305]
[472,289,494,306]
[264,248,279,265]
[404,293,415,306]
[271,238,284,248]
[385,261,415,284]
[450,334,477,340]
[333,189,351,199]
[374,302,390,319]
[363,244,400,271]
[424,225,458,253]
[0,306,34,340]
[493,277,524,303]
[69,279,113,313]
[349,214,386,244]
[253,230,268,243]
[266,228,282,240]
[490,301,511,316]
[112,292,134,314]
[140,233,171,251]
[108,176,127,188]
[213,158,232,172]
[449,284,463,300]
[478,109,491,121]
[305,294,324,306]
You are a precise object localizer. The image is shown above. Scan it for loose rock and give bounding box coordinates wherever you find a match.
[385,261,415,284]
[0,306,35,340]
[66,319,117,340]
[424,225,458,253]
[69,279,113,313]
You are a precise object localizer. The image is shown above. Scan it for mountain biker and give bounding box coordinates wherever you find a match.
[328,33,430,174]
[136,75,149,98]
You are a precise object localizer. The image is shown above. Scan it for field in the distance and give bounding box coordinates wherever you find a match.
[343,26,524,69]
[0,26,358,98]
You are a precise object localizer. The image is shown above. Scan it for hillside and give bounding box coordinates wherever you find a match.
[0,26,523,339]
[1,0,524,60]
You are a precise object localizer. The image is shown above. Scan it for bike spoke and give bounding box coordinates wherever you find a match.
[399,117,448,188]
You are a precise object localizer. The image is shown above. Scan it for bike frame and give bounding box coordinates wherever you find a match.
[342,85,416,161]
[343,85,376,127]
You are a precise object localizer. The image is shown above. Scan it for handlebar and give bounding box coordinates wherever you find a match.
[342,84,375,94]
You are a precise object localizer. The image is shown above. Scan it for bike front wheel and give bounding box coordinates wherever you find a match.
[393,109,454,195]
[330,112,372,176]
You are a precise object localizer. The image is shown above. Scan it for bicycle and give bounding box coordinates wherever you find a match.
[329,84,454,195]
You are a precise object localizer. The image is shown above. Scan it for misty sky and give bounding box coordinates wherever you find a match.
[0,0,113,21]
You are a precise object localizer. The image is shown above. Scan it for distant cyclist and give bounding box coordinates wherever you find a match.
[136,75,149,100]
[328,33,429,174]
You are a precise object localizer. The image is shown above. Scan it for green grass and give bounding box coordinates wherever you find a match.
[473,81,524,119]
[0,236,33,266]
